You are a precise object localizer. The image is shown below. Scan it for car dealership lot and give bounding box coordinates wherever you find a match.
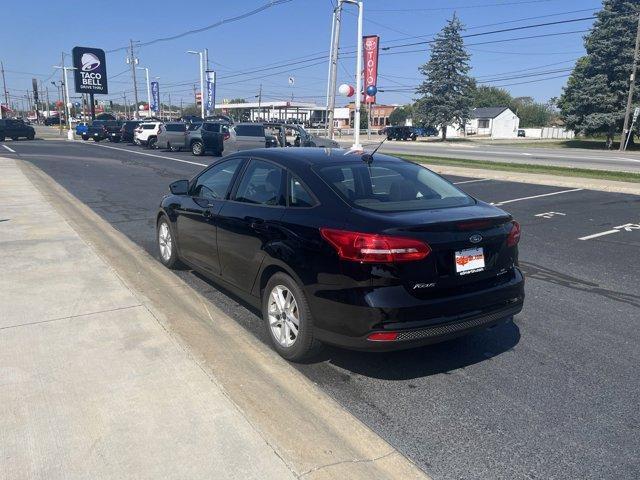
[5,139,639,480]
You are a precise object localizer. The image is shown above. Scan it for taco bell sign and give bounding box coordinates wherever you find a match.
[72,46,109,94]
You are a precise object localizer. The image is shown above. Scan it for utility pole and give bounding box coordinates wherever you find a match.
[45,87,50,119]
[620,12,640,151]
[327,1,343,139]
[257,84,262,121]
[168,93,172,120]
[1,61,9,115]
[128,40,140,119]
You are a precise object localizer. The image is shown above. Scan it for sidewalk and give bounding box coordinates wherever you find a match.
[0,157,296,478]
[0,156,428,479]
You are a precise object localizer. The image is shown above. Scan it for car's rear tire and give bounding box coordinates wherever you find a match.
[147,137,157,149]
[11,136,18,141]
[191,141,204,156]
[157,216,180,269]
[82,135,89,141]
[262,272,321,362]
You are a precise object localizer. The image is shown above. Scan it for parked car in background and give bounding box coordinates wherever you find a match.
[82,120,123,142]
[0,118,35,141]
[120,120,142,142]
[134,122,163,148]
[386,126,418,141]
[75,122,89,136]
[157,122,189,151]
[264,123,339,148]
[44,116,61,126]
[186,121,227,156]
[156,148,524,361]
[226,123,267,153]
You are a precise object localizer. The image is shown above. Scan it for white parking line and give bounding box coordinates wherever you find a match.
[579,223,640,241]
[94,144,208,167]
[491,188,583,207]
[453,178,491,185]
[2,145,16,153]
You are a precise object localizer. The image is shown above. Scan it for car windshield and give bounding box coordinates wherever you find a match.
[316,160,474,212]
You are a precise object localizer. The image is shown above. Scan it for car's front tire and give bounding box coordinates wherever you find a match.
[262,272,321,362]
[157,216,180,268]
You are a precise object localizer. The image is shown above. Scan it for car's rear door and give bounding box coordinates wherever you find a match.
[201,122,221,152]
[216,158,287,291]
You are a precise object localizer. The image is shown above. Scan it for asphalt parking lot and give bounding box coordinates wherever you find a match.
[4,138,639,480]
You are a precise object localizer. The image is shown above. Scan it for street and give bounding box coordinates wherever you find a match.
[4,138,639,480]
[336,137,640,173]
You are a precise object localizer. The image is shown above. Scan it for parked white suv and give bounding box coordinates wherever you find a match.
[134,122,163,148]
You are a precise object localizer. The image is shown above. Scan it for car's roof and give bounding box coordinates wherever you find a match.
[228,147,404,168]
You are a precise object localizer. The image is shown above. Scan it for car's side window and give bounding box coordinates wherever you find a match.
[192,158,243,201]
[234,160,285,206]
[288,174,316,208]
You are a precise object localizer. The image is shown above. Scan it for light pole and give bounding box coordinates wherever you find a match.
[137,67,151,119]
[187,50,205,119]
[53,66,76,140]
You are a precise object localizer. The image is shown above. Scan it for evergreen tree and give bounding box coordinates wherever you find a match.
[414,14,475,141]
[559,0,640,147]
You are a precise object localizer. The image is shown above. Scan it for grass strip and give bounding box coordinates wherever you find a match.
[398,154,640,184]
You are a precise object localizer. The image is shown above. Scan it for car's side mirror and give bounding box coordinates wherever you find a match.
[170,179,189,195]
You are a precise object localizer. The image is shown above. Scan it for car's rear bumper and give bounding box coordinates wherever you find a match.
[310,267,524,351]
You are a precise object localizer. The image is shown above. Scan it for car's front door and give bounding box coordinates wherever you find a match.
[175,157,245,275]
[216,159,287,291]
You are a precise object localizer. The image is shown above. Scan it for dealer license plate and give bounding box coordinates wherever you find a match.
[455,247,485,275]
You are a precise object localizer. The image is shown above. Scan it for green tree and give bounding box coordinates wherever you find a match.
[512,96,554,127]
[414,14,475,141]
[473,86,513,108]
[558,0,640,147]
[389,105,413,125]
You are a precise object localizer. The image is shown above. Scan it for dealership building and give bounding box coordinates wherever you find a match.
[216,100,398,127]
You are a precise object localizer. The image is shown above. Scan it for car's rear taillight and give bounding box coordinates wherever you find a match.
[320,228,431,263]
[507,221,521,247]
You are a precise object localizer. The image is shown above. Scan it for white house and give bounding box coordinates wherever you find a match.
[469,107,519,139]
[438,107,520,139]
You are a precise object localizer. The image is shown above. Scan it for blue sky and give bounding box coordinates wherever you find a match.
[1,0,603,108]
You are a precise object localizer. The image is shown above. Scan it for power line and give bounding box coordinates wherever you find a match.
[368,0,563,13]
[381,17,595,51]
[105,0,295,53]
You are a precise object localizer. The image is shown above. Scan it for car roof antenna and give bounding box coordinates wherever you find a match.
[362,137,386,165]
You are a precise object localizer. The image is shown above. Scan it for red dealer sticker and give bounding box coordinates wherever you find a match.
[455,247,485,275]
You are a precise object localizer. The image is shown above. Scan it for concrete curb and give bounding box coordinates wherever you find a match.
[420,163,640,196]
[17,158,430,480]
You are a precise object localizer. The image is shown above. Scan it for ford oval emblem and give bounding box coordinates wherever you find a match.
[469,234,483,244]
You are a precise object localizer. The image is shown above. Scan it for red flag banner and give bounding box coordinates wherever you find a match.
[363,35,379,104]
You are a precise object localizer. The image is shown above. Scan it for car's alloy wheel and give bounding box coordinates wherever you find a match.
[192,141,204,156]
[157,217,179,268]
[268,285,300,348]
[262,273,321,361]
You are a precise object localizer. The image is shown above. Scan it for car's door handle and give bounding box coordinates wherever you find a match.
[203,203,215,218]
[247,217,268,231]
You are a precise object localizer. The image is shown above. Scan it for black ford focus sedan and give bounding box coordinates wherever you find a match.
[156,148,524,361]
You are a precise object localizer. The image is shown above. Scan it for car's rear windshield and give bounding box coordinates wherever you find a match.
[316,160,474,212]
